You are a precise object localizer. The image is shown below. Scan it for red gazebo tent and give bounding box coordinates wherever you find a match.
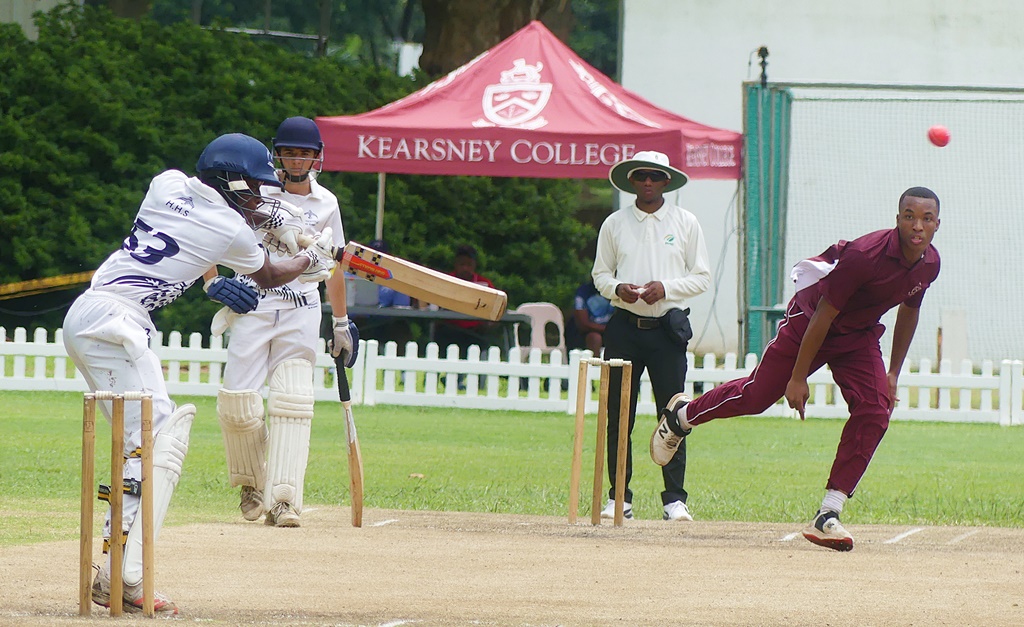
[316,20,742,235]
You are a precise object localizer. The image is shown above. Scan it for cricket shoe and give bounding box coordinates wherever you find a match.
[265,501,301,528]
[91,563,179,615]
[239,485,264,521]
[650,393,692,466]
[663,500,693,522]
[599,499,633,520]
[802,510,854,552]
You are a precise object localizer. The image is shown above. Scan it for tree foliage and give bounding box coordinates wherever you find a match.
[0,4,593,335]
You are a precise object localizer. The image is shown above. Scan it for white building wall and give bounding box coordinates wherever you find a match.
[1,0,70,40]
[621,0,1024,358]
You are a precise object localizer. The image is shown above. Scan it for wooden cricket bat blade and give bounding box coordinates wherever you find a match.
[343,401,364,528]
[296,234,507,321]
[335,359,364,528]
[342,241,508,321]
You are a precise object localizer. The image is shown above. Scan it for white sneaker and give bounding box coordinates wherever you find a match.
[265,501,301,527]
[599,498,633,520]
[663,500,693,521]
[239,485,264,521]
[91,562,179,615]
[650,393,691,466]
[802,510,854,551]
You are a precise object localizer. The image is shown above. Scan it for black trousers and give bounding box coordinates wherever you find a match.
[602,308,689,505]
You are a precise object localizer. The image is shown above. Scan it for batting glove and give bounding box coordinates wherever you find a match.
[260,199,305,255]
[330,315,360,367]
[297,228,337,284]
[204,276,259,314]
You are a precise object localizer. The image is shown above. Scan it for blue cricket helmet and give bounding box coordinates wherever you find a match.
[273,117,323,152]
[196,133,283,230]
[196,133,282,188]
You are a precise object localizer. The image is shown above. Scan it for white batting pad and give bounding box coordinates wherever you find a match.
[217,388,268,489]
[123,403,195,586]
[265,359,314,512]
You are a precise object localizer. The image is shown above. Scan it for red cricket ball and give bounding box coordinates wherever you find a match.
[928,125,950,147]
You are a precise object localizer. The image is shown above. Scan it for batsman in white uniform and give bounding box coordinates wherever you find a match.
[203,117,358,528]
[63,133,337,615]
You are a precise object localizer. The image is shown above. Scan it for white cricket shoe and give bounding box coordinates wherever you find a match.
[802,510,854,551]
[663,500,693,522]
[265,501,301,527]
[599,499,633,520]
[650,393,692,466]
[91,562,179,615]
[239,485,264,521]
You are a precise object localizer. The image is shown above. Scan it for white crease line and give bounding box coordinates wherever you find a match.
[947,529,981,545]
[372,519,400,527]
[380,621,413,627]
[780,532,800,542]
[884,527,924,544]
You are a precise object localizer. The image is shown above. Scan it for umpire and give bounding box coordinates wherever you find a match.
[592,150,711,522]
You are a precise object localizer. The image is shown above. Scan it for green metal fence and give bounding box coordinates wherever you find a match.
[741,82,791,355]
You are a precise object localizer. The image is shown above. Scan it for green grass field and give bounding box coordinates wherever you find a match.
[2,390,1022,547]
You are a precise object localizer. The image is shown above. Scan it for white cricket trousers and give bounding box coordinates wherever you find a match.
[222,303,322,390]
[63,290,177,534]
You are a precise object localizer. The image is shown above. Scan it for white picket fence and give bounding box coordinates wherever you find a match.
[2,326,1022,425]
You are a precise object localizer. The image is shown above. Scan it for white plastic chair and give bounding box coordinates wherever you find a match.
[512,302,566,362]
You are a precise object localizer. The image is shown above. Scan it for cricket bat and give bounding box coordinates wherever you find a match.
[334,358,363,528]
[298,236,508,321]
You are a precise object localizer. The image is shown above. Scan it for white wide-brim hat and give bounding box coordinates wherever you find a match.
[608,150,689,194]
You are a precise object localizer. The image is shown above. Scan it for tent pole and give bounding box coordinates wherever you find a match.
[375,172,386,240]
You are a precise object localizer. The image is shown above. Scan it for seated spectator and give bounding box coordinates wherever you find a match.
[434,244,502,358]
[565,279,613,355]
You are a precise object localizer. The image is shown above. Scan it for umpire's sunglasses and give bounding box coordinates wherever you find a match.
[630,169,670,182]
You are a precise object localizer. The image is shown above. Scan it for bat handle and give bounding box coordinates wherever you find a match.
[297,233,346,263]
[336,356,352,402]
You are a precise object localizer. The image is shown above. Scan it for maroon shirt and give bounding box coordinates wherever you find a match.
[792,228,940,335]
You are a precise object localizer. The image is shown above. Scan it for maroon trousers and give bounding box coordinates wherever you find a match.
[686,302,892,495]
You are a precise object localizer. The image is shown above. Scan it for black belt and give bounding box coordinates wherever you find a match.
[618,310,662,330]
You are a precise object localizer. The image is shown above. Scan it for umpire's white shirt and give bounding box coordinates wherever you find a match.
[592,201,711,318]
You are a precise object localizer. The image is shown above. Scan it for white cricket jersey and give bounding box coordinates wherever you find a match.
[237,178,345,310]
[592,201,712,318]
[90,170,266,311]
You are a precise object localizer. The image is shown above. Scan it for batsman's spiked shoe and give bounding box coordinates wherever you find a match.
[90,564,111,608]
[265,501,301,528]
[91,562,179,615]
[650,393,691,466]
[239,485,264,521]
[802,510,854,552]
[599,499,633,520]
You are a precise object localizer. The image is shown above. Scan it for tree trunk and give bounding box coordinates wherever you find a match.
[419,0,574,76]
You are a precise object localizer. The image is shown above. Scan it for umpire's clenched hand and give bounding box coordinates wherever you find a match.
[615,283,644,303]
[639,281,665,304]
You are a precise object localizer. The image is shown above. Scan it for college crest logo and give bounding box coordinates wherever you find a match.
[473,59,551,130]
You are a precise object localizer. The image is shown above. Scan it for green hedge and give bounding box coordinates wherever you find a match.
[0,4,593,336]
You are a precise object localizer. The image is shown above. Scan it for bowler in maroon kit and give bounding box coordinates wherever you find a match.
[649,187,941,551]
